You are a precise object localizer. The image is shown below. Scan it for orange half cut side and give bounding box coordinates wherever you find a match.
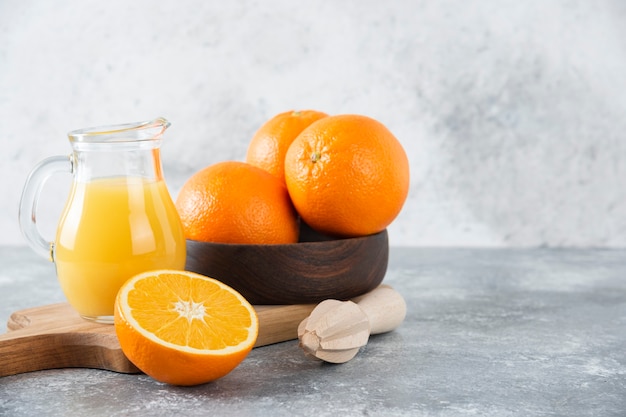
[114,269,259,386]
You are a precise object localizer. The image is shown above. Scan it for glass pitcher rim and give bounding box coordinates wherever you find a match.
[68,117,170,143]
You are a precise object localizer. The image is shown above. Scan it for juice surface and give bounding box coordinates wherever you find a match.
[54,177,186,318]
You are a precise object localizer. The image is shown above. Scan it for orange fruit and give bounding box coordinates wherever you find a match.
[175,161,299,244]
[284,114,409,237]
[246,110,328,182]
[114,269,259,386]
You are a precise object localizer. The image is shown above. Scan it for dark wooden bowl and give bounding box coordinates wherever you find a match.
[184,226,388,305]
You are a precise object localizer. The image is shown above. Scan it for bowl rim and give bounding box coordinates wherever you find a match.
[185,229,388,248]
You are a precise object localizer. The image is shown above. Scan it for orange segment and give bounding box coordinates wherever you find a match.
[114,270,259,386]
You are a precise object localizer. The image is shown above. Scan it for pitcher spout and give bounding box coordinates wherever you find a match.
[147,117,171,138]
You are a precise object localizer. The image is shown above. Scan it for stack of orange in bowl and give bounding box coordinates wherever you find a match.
[175,110,410,305]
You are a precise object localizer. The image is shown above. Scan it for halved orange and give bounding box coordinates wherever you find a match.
[114,270,259,386]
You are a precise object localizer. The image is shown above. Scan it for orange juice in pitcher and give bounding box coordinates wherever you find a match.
[19,118,186,323]
[55,177,185,319]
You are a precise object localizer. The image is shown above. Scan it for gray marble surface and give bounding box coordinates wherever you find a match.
[1,246,625,416]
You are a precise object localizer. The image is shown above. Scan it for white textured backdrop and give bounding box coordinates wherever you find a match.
[1,0,625,247]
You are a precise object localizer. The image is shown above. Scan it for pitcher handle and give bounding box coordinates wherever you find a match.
[19,155,73,261]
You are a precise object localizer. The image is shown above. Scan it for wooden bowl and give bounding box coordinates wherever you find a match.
[184,226,388,305]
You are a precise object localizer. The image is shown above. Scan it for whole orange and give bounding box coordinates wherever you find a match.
[246,110,328,182]
[175,161,299,244]
[284,114,409,237]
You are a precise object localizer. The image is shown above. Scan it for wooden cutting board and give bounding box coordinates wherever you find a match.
[0,302,316,377]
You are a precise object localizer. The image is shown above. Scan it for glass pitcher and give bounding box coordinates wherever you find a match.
[19,117,186,323]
